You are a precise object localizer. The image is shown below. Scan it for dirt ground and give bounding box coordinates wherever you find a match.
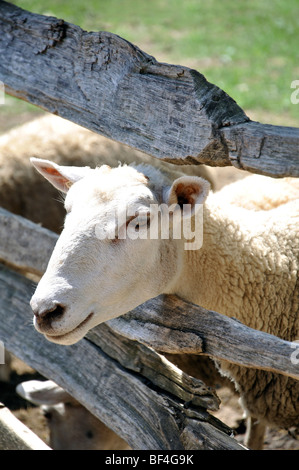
[0,112,298,450]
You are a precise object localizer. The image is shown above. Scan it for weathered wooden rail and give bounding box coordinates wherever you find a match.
[0,1,298,450]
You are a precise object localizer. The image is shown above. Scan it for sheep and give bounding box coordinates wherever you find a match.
[16,379,130,450]
[217,174,299,211]
[0,113,214,233]
[29,159,299,450]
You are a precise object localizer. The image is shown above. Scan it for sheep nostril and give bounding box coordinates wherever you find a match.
[34,304,65,326]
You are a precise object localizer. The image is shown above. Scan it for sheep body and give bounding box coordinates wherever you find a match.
[217,174,299,210]
[165,177,299,436]
[176,195,299,434]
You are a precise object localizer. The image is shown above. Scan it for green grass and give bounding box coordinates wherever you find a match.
[6,0,299,125]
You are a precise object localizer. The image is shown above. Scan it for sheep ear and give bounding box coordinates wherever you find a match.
[30,157,91,193]
[16,380,71,406]
[166,176,210,217]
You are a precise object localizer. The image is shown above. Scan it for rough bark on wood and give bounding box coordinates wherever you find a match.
[222,122,299,177]
[0,207,297,380]
[0,264,244,450]
[107,297,299,380]
[0,1,298,177]
[87,324,219,411]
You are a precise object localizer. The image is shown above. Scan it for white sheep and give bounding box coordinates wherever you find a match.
[16,380,130,450]
[217,173,299,210]
[29,159,299,450]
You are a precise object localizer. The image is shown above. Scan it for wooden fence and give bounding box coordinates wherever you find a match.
[0,1,298,450]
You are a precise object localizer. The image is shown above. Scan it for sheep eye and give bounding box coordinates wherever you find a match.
[86,430,94,439]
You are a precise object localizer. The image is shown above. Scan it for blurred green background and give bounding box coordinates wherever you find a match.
[2,0,299,130]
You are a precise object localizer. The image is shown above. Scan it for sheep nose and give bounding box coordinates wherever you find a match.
[33,303,65,328]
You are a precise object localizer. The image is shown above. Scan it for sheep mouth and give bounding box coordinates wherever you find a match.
[44,312,94,344]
